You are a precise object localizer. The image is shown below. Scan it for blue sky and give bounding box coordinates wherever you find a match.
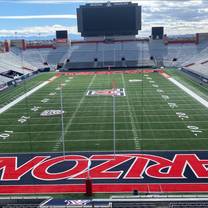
[0,0,208,39]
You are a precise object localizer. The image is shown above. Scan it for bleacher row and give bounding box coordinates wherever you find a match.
[66,41,155,69]
[0,45,71,85]
[11,45,71,70]
[0,198,47,208]
[65,40,208,73]
[112,202,208,208]
[182,46,208,80]
[0,39,208,85]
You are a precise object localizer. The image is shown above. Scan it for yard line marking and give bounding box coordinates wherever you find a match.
[4,108,205,115]
[167,77,208,108]
[63,75,96,133]
[2,113,208,121]
[8,128,208,137]
[53,75,96,151]
[121,74,140,150]
[0,76,58,114]
[1,137,208,144]
[0,80,43,106]
[1,120,208,127]
[6,102,206,111]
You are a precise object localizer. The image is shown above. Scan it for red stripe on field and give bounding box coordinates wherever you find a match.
[1,184,208,194]
[160,72,171,78]
[57,69,162,77]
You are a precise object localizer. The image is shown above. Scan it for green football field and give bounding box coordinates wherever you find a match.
[0,69,208,153]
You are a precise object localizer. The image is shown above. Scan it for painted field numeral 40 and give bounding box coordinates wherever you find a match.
[187,125,202,136]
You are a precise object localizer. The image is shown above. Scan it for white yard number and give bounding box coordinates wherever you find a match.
[161,95,169,101]
[152,84,159,88]
[41,98,49,103]
[31,106,40,112]
[0,131,13,140]
[157,89,164,93]
[49,92,56,96]
[168,103,178,109]
[0,133,9,140]
[18,116,30,124]
[187,125,202,136]
[176,112,189,120]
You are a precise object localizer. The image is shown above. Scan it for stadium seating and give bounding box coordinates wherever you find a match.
[63,39,208,70]
[112,202,157,207]
[0,75,12,84]
[160,43,200,67]
[20,49,50,69]
[0,52,36,75]
[47,45,70,65]
[169,202,208,207]
[12,45,70,70]
[3,37,207,73]
[181,44,208,79]
[64,41,154,69]
[0,198,47,208]
[2,38,208,80]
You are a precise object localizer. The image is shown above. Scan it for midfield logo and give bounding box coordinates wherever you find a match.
[86,88,126,96]
[40,110,64,117]
[1,152,208,194]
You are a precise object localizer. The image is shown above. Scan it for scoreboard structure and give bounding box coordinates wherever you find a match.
[77,2,142,37]
[152,27,164,40]
[56,30,68,39]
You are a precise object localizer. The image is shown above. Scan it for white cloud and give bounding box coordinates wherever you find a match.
[12,0,204,4]
[0,14,76,19]
[0,0,208,37]
[0,25,79,37]
[4,0,107,3]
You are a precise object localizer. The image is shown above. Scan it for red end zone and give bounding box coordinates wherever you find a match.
[0,152,208,194]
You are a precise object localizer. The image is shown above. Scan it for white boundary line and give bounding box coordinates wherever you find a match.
[0,76,58,114]
[0,137,208,144]
[121,74,140,150]
[168,77,208,108]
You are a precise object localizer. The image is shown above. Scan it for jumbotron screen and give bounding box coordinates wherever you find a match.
[77,2,141,37]
[56,30,68,39]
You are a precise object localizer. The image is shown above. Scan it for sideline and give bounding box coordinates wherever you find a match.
[168,77,208,108]
[0,76,58,114]
[160,72,208,108]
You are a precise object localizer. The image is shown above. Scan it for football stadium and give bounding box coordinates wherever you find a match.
[0,0,208,207]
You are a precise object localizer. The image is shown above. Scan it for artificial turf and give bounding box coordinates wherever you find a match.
[0,69,208,153]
